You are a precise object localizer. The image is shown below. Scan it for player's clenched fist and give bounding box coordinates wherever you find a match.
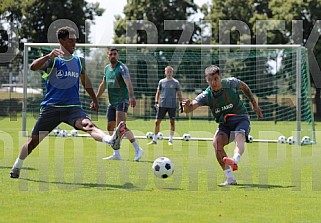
[49,49,64,58]
[182,99,191,113]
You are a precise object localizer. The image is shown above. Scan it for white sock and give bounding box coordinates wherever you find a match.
[224,169,234,179]
[113,150,121,156]
[13,157,24,169]
[153,134,158,142]
[132,141,140,151]
[102,135,112,145]
[169,134,173,142]
[233,153,241,164]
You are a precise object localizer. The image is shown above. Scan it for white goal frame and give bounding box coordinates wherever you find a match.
[22,43,314,144]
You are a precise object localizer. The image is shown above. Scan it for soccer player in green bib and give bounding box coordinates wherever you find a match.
[96,48,144,161]
[182,65,263,186]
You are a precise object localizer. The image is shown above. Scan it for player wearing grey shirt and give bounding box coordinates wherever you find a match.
[158,78,181,108]
[148,66,183,145]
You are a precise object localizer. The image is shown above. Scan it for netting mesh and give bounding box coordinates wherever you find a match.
[23,44,314,141]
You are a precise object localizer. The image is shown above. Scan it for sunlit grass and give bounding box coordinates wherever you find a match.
[1,117,321,223]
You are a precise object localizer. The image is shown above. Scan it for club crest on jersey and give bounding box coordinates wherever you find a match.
[56,70,79,79]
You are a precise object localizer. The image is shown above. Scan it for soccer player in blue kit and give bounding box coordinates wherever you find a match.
[182,65,263,186]
[10,26,126,178]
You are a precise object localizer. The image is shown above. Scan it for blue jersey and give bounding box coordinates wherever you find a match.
[40,55,84,107]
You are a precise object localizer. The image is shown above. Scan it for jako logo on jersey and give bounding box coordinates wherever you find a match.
[221,104,233,111]
[56,70,79,79]
[215,104,233,114]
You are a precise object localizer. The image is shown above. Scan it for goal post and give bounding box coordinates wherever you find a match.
[22,43,315,144]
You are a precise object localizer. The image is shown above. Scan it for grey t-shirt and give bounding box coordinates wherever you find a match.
[158,78,181,108]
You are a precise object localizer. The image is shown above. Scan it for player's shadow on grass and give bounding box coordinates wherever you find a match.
[116,159,154,164]
[234,183,295,189]
[155,187,183,191]
[135,160,154,164]
[20,177,143,190]
[0,166,36,171]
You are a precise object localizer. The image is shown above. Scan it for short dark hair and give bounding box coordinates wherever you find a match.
[57,26,76,40]
[108,47,118,52]
[205,65,220,76]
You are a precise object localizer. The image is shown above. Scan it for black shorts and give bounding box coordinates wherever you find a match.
[107,103,129,122]
[32,106,90,135]
[156,107,176,120]
[216,115,250,142]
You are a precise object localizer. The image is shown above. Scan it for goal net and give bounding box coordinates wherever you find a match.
[22,43,315,144]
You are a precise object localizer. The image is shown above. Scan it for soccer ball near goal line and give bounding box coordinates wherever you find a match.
[278,136,286,144]
[247,135,253,143]
[146,132,154,139]
[58,130,68,137]
[287,136,296,145]
[70,129,78,137]
[182,133,191,141]
[301,136,311,145]
[157,132,163,140]
[53,129,60,136]
[152,157,174,179]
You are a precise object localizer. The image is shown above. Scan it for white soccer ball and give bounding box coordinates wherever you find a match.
[146,132,154,139]
[70,129,78,137]
[287,136,296,145]
[247,135,253,143]
[152,157,174,179]
[53,129,60,136]
[182,133,191,141]
[301,136,311,145]
[59,130,68,137]
[157,132,163,140]
[278,136,286,144]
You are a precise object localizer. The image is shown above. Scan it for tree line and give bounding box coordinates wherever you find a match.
[1,0,321,118]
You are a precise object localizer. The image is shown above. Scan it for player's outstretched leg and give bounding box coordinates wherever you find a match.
[223,157,238,171]
[10,135,41,179]
[110,121,126,150]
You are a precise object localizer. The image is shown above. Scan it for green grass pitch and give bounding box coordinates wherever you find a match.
[1,116,321,223]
